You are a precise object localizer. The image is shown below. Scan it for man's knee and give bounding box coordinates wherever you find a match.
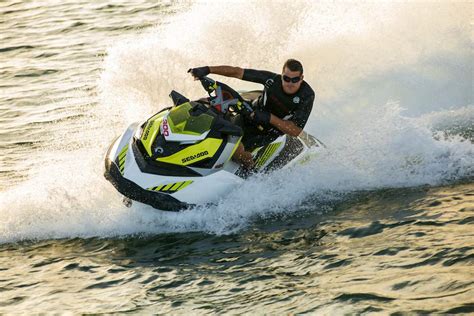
[232,143,254,167]
[232,143,245,159]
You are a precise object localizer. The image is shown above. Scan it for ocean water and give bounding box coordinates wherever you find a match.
[0,0,473,314]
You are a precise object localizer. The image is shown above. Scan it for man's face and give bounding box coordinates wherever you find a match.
[281,67,304,94]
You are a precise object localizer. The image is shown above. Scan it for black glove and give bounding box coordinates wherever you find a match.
[252,110,271,125]
[187,66,210,78]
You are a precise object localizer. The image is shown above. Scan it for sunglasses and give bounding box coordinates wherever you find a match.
[282,75,302,83]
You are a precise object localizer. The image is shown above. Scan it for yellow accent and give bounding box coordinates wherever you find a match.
[252,146,263,155]
[119,157,125,166]
[147,180,194,193]
[141,112,166,156]
[255,142,282,168]
[156,138,223,166]
[226,137,242,163]
[163,183,174,191]
[179,180,193,190]
[119,144,128,157]
[170,182,182,191]
[119,154,126,162]
[118,144,129,175]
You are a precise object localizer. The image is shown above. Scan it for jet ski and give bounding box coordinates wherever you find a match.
[104,76,325,211]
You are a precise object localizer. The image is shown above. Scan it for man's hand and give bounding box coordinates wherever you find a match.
[187,66,210,79]
[252,110,271,126]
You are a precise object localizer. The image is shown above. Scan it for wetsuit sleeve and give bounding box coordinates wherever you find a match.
[291,93,314,129]
[242,69,278,85]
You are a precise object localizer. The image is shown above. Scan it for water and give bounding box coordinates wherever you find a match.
[1,0,473,313]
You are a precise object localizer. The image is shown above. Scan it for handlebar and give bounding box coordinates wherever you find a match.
[199,76,254,115]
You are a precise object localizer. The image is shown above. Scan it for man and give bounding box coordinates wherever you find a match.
[188,59,315,168]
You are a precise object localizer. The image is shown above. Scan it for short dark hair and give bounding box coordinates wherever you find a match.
[282,59,303,74]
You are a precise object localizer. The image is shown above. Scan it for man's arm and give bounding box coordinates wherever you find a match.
[254,91,314,136]
[269,115,302,137]
[283,92,314,136]
[190,66,276,84]
[209,66,244,79]
[250,112,303,136]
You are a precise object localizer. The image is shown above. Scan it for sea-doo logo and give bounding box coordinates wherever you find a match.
[162,119,170,136]
[142,121,153,140]
[143,129,150,140]
[182,151,209,163]
[293,96,300,104]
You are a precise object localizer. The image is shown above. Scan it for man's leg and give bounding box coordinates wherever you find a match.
[232,143,254,168]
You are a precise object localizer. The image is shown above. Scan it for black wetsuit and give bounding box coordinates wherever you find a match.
[239,68,315,150]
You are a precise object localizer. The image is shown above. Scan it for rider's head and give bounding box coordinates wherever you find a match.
[281,59,304,95]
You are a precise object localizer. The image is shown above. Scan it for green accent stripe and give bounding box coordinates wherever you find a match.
[226,137,242,163]
[119,157,126,167]
[252,146,263,155]
[118,144,128,175]
[147,181,193,193]
[162,183,174,191]
[179,180,193,191]
[147,185,164,192]
[119,145,128,156]
[255,144,273,168]
[174,181,185,191]
[170,182,183,191]
[255,142,281,168]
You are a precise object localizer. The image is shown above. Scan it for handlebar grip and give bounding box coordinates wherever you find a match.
[199,76,216,93]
